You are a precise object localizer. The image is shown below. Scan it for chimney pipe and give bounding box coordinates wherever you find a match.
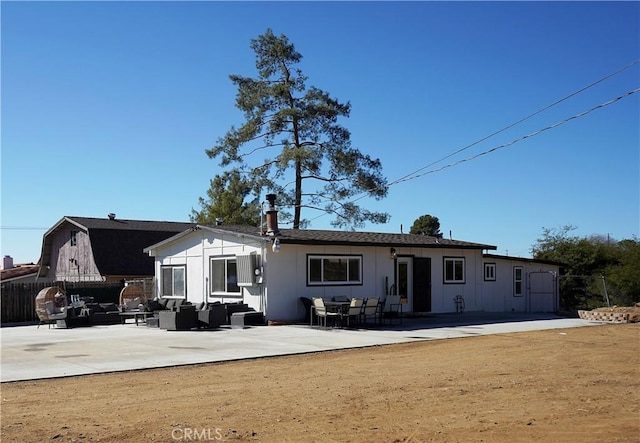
[265,194,280,236]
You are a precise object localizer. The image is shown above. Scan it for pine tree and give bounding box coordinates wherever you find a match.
[199,29,388,229]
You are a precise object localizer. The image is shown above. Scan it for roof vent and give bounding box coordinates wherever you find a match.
[108,213,116,220]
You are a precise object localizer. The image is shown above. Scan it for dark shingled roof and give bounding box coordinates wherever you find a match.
[69,217,195,276]
[38,216,195,278]
[88,229,192,276]
[199,224,497,250]
[67,216,194,232]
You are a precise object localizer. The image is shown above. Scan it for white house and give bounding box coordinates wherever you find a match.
[144,197,561,322]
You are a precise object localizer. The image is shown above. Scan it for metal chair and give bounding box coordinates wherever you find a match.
[342,298,364,327]
[381,295,402,325]
[69,294,85,308]
[312,297,340,327]
[360,297,380,325]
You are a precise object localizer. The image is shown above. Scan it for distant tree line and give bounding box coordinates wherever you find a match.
[531,225,639,309]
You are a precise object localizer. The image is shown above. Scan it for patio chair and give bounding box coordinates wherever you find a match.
[312,297,340,327]
[381,295,402,325]
[119,284,146,312]
[299,297,313,324]
[158,304,198,331]
[69,294,85,308]
[361,297,380,325]
[342,298,364,327]
[44,299,68,328]
[198,303,226,329]
[35,287,67,329]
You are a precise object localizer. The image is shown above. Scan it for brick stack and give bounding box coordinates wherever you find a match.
[578,310,630,323]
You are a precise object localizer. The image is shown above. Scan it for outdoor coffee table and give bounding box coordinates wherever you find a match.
[119,311,155,326]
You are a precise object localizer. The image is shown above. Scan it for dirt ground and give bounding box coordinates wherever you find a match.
[1,323,638,443]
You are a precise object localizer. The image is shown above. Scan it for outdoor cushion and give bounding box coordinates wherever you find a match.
[99,303,118,312]
[85,303,102,312]
[146,300,164,311]
[124,297,141,311]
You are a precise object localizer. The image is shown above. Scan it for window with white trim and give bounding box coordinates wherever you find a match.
[514,266,523,296]
[307,255,362,286]
[484,263,496,281]
[161,265,186,298]
[210,257,240,295]
[444,257,465,283]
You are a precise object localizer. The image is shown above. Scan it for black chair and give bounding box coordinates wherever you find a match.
[381,295,403,325]
[299,297,313,324]
[198,304,226,329]
[159,305,197,331]
[361,297,380,325]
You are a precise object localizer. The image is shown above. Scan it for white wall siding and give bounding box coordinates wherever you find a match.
[484,256,560,313]
[147,228,561,321]
[262,244,394,321]
[151,230,266,308]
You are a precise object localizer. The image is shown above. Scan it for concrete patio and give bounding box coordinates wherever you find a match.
[1,312,604,382]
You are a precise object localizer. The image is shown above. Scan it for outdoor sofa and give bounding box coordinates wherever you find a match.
[153,300,257,331]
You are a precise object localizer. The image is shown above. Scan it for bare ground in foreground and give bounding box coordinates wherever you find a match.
[1,323,638,443]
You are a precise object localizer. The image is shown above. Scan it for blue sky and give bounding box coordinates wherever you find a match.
[2,1,639,264]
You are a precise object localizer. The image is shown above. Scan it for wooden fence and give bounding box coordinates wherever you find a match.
[1,281,125,324]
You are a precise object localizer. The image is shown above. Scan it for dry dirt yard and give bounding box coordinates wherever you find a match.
[1,323,638,443]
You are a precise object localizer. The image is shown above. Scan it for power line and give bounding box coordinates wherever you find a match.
[0,226,49,230]
[296,86,639,225]
[251,60,640,226]
[390,87,640,184]
[389,59,640,187]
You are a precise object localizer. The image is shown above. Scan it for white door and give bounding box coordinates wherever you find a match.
[396,257,413,313]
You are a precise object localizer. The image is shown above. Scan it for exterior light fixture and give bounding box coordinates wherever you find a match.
[272,237,281,253]
[390,248,397,259]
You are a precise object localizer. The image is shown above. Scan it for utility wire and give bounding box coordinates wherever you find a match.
[0,226,49,230]
[268,60,640,225]
[388,59,640,187]
[294,86,640,225]
[390,87,640,184]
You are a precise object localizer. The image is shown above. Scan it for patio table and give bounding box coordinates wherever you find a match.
[323,301,351,327]
[119,311,155,326]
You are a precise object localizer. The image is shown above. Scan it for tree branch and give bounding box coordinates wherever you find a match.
[240,141,287,158]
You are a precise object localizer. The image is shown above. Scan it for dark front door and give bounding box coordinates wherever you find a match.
[413,257,432,312]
